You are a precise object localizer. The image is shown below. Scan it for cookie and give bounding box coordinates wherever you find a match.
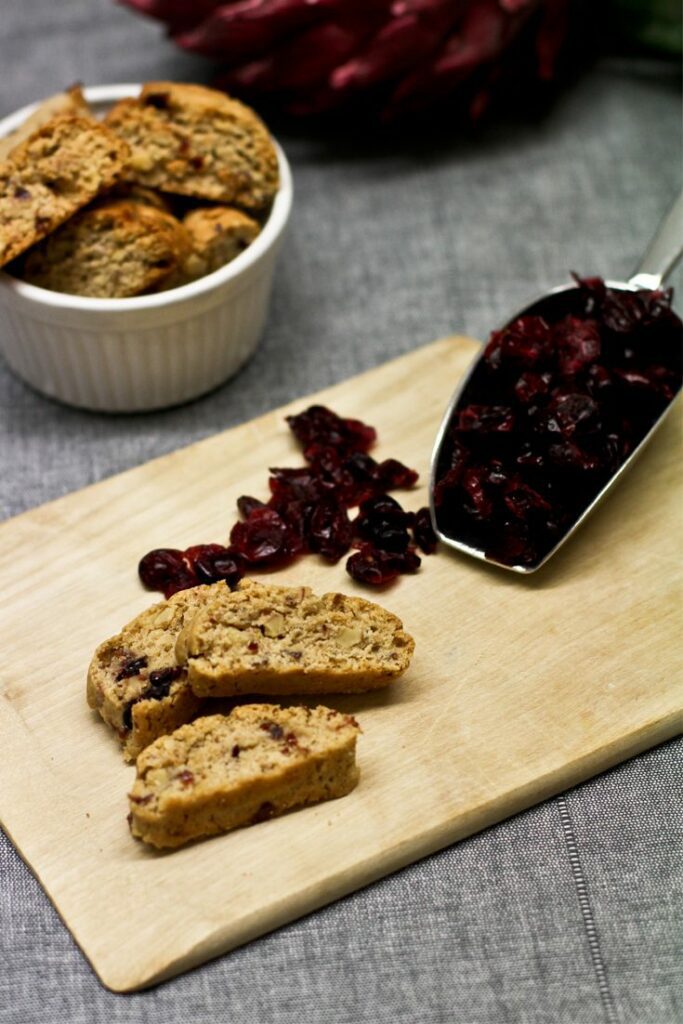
[158,205,260,289]
[20,198,191,297]
[0,85,91,162]
[178,579,415,698]
[0,114,128,267]
[128,705,361,849]
[86,586,215,762]
[105,82,279,211]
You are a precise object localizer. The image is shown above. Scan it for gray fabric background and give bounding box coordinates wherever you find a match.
[1,2,681,1021]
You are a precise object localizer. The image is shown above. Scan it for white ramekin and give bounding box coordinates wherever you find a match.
[0,84,293,412]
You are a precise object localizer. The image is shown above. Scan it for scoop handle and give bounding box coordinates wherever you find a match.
[630,188,683,290]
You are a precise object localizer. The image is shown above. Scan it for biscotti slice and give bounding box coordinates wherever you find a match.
[128,705,361,849]
[105,82,279,211]
[178,579,415,698]
[0,85,91,161]
[0,114,128,267]
[20,199,190,297]
[158,205,260,289]
[87,586,217,762]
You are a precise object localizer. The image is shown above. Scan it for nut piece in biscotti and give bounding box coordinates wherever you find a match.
[178,579,415,698]
[0,85,91,162]
[86,587,218,762]
[158,205,260,289]
[19,199,191,297]
[0,114,129,267]
[128,705,361,849]
[105,82,279,211]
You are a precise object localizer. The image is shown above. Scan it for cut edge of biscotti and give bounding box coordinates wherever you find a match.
[20,198,192,297]
[0,113,129,267]
[86,586,219,762]
[128,704,361,849]
[104,81,279,212]
[178,579,415,698]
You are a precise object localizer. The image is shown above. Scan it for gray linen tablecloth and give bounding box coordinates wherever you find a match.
[1,2,681,1021]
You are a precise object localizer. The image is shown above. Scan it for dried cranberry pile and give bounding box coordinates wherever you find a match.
[433,276,682,569]
[139,405,437,596]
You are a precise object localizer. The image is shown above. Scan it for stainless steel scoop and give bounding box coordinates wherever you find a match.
[429,189,683,574]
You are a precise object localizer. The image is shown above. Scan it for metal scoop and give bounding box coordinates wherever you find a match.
[429,189,683,574]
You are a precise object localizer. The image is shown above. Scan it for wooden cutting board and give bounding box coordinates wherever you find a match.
[0,337,681,993]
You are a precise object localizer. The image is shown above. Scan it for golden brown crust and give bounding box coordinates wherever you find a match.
[19,199,191,297]
[128,705,361,849]
[0,114,129,267]
[158,204,260,289]
[105,82,279,211]
[179,579,415,698]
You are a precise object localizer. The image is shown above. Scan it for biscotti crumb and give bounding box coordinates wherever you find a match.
[178,578,415,698]
[128,705,361,848]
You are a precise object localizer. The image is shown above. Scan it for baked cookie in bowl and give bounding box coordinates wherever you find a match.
[0,83,293,412]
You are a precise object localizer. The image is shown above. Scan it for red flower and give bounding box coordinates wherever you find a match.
[118,0,570,120]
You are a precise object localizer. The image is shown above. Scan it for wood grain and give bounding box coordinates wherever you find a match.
[0,336,680,992]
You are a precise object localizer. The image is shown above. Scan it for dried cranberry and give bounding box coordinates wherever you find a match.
[303,444,343,474]
[138,549,187,591]
[577,275,675,334]
[237,495,267,519]
[287,405,376,454]
[461,468,493,519]
[346,548,401,586]
[116,656,148,681]
[184,543,224,565]
[503,483,551,521]
[346,544,420,586]
[268,466,327,504]
[122,703,134,731]
[146,666,183,700]
[413,507,438,554]
[455,405,515,433]
[261,721,284,740]
[549,393,600,439]
[554,316,601,375]
[190,545,244,587]
[230,508,295,567]
[514,371,551,405]
[546,440,601,473]
[485,316,552,370]
[374,458,419,490]
[338,451,380,505]
[353,495,412,553]
[308,500,353,563]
